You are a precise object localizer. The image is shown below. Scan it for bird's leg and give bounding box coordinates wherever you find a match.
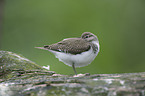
[72,63,77,75]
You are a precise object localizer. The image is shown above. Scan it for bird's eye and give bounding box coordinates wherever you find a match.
[85,35,89,38]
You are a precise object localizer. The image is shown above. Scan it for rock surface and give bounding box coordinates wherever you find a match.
[0,51,145,96]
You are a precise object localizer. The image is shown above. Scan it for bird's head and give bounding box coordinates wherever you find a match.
[81,32,98,42]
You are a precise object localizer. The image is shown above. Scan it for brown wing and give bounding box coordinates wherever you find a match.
[44,38,91,55]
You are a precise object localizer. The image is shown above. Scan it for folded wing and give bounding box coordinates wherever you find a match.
[44,38,91,55]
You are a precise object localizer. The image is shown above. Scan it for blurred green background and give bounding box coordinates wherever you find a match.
[1,0,145,74]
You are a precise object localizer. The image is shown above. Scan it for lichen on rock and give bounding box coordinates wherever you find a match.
[0,51,54,80]
[0,51,145,96]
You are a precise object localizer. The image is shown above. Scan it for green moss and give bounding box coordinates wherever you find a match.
[0,51,51,80]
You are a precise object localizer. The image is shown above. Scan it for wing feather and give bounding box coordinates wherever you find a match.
[44,38,90,55]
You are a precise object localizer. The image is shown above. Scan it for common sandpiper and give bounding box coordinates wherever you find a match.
[35,32,100,75]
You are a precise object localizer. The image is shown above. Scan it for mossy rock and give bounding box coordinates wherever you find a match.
[0,51,54,80]
[0,72,145,96]
[0,51,145,96]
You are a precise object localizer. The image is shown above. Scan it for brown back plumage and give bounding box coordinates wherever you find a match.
[44,38,91,55]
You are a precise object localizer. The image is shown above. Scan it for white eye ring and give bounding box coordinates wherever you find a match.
[85,35,89,38]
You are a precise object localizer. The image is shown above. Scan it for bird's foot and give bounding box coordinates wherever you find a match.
[73,73,90,77]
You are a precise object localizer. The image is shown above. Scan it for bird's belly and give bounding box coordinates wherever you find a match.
[51,48,98,68]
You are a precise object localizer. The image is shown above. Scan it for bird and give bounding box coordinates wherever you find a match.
[35,32,100,75]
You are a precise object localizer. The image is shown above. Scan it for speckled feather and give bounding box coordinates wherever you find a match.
[44,38,91,55]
